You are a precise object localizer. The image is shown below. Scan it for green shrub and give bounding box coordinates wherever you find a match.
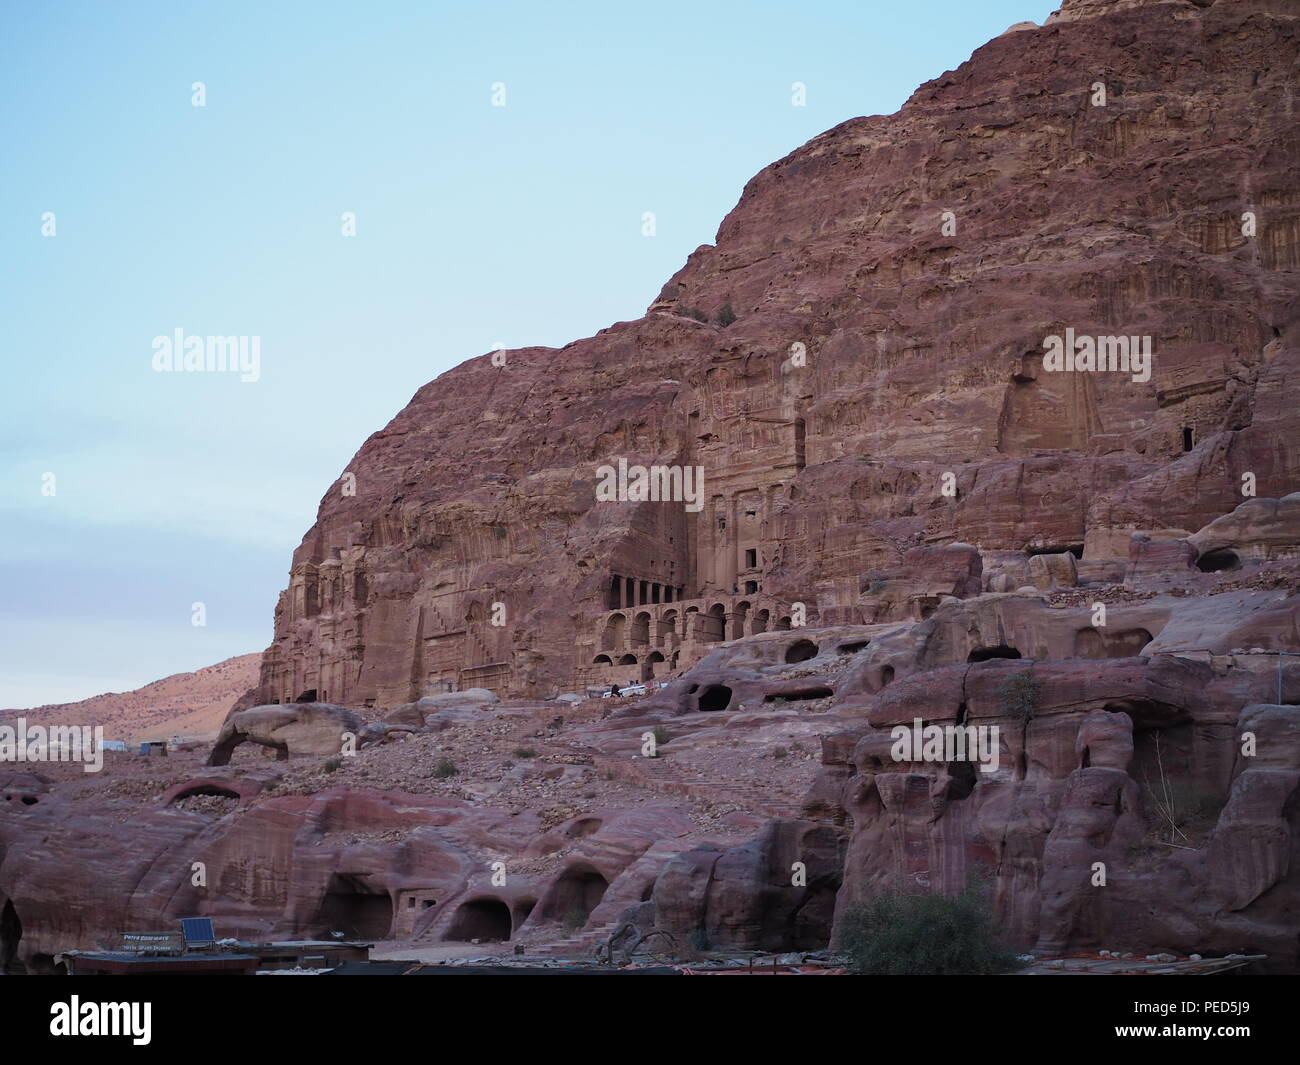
[838,888,1021,975]
[716,302,737,327]
[432,758,458,778]
[322,757,341,773]
[562,909,587,935]
[513,746,538,759]
[772,746,789,759]
[652,726,670,746]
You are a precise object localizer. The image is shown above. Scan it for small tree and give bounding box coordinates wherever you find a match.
[999,668,1040,727]
[1000,668,1040,772]
[717,302,737,327]
[838,887,1021,975]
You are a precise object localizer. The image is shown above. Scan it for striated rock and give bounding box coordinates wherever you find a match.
[1189,495,1300,569]
[1205,704,1300,912]
[9,0,1300,974]
[246,0,1300,709]
[1126,534,1198,580]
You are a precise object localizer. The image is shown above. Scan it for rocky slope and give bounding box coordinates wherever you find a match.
[3,0,1299,974]
[2,654,261,744]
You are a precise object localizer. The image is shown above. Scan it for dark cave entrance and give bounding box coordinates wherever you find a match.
[783,883,840,951]
[697,684,733,712]
[784,639,819,664]
[539,865,610,926]
[1,900,23,975]
[764,687,834,703]
[445,898,513,942]
[314,874,393,939]
[1196,549,1240,573]
[967,645,1022,662]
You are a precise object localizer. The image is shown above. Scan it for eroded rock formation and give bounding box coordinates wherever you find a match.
[4,0,1299,973]
[249,0,1300,710]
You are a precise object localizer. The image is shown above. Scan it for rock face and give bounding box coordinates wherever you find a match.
[250,0,1300,710]
[629,548,1300,968]
[0,775,696,969]
[5,0,1300,975]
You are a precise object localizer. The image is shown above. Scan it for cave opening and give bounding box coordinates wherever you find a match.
[1074,627,1154,659]
[445,897,513,942]
[764,687,834,702]
[967,645,1022,662]
[1196,549,1240,573]
[697,684,733,712]
[946,758,978,801]
[540,865,610,926]
[314,874,393,940]
[784,639,819,664]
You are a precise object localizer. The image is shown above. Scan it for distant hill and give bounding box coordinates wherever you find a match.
[1,653,261,743]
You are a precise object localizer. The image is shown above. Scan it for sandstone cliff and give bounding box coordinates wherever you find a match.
[253,0,1300,712]
[5,0,1299,976]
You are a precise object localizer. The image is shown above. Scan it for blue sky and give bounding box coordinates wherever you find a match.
[0,0,1059,706]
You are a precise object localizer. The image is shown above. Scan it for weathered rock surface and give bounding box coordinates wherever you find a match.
[207,703,363,766]
[5,0,1300,974]
[248,0,1300,710]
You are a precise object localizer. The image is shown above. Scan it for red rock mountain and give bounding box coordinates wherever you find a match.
[4,0,1299,976]
[3,654,261,744]
[252,0,1300,712]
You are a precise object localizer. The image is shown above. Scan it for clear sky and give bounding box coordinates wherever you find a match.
[0,0,1060,707]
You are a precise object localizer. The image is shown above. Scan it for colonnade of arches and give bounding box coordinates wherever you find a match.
[594,599,795,674]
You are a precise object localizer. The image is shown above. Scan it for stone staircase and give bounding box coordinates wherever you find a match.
[529,920,621,957]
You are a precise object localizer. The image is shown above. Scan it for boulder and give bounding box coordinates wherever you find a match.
[206,703,364,765]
